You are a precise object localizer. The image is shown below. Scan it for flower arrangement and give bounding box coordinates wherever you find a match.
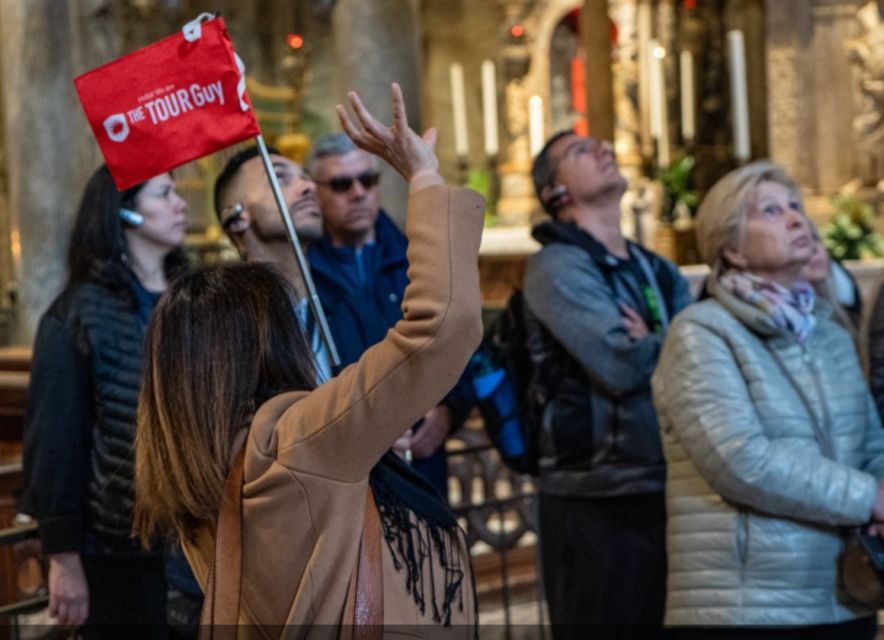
[822,193,884,260]
[656,154,700,226]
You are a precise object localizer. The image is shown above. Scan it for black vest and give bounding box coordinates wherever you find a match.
[76,282,147,543]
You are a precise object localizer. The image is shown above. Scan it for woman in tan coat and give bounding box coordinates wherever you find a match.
[133,85,484,636]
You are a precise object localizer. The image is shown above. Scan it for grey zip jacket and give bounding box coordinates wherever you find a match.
[524,220,692,496]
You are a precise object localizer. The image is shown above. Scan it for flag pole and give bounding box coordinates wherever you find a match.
[254,134,342,370]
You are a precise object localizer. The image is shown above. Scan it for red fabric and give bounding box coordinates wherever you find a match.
[74,16,260,190]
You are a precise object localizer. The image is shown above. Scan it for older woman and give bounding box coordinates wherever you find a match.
[652,160,884,639]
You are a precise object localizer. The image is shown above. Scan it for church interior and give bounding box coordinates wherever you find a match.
[1,0,883,632]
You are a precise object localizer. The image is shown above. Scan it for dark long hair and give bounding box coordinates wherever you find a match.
[134,262,318,543]
[67,165,188,295]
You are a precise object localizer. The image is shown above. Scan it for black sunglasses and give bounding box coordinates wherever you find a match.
[317,172,380,194]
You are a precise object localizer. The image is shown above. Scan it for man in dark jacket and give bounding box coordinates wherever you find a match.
[306,133,469,499]
[525,131,693,638]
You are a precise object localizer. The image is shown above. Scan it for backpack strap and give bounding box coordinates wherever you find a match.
[198,445,245,640]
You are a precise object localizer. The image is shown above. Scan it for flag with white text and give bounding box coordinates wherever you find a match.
[74,14,260,189]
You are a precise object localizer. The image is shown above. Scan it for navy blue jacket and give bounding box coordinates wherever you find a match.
[308,211,409,366]
[309,211,471,499]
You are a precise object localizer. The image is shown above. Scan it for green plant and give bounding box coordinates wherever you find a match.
[656,154,700,224]
[822,193,884,260]
[465,168,498,226]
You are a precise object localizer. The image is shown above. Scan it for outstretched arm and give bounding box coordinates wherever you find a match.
[261,85,484,481]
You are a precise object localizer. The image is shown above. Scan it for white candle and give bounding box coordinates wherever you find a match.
[637,1,652,155]
[654,45,670,168]
[481,60,499,157]
[529,95,544,157]
[449,63,469,157]
[648,40,663,139]
[727,30,750,162]
[680,50,695,143]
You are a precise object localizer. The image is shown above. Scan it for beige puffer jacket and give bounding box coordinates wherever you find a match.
[652,278,884,627]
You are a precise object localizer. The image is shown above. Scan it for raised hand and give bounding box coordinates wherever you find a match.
[336,83,439,183]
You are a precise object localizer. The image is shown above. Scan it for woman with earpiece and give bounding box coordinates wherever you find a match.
[21,166,189,636]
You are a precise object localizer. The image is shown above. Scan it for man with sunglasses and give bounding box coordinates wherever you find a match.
[525,131,692,638]
[306,133,471,500]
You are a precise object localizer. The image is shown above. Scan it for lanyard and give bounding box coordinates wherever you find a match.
[629,245,669,333]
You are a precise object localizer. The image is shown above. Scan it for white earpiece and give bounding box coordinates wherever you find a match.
[118,207,144,227]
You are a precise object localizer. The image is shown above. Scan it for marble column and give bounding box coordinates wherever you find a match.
[766,0,863,194]
[765,0,815,188]
[332,0,423,227]
[811,0,865,193]
[0,0,118,343]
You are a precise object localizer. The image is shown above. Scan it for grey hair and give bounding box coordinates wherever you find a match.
[305,133,378,177]
[695,160,802,270]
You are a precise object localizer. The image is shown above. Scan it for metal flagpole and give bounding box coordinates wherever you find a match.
[254,134,342,370]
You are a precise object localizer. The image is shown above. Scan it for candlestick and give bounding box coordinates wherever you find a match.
[481,60,499,157]
[450,63,469,157]
[727,30,750,162]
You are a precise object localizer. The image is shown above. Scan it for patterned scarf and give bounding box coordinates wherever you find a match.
[719,270,817,343]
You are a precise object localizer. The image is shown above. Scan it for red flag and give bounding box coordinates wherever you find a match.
[74,14,260,189]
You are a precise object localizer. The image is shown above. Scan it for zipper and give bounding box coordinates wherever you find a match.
[801,344,836,458]
[736,510,749,565]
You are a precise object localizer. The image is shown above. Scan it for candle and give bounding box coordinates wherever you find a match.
[648,40,663,139]
[637,1,652,156]
[481,60,499,157]
[727,30,750,162]
[449,63,469,157]
[529,95,544,157]
[680,50,695,143]
[654,46,670,168]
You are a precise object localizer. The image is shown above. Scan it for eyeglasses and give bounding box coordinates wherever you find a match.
[316,172,380,194]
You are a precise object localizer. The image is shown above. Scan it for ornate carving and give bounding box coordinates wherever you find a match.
[847,1,884,189]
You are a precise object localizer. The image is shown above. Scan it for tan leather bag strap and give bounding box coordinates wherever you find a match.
[198,446,245,640]
[342,487,384,639]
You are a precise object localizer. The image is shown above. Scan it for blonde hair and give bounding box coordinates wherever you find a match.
[695,160,802,270]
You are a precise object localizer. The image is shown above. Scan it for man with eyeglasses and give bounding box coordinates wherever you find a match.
[306,133,471,500]
[525,130,692,638]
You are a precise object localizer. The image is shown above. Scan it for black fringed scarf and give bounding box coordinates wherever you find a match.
[368,451,477,628]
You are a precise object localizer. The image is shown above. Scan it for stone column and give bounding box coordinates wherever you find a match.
[811,0,864,193]
[581,0,615,142]
[766,0,863,194]
[332,0,423,227]
[765,0,813,188]
[0,0,118,343]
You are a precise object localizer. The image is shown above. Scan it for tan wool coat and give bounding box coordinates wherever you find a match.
[183,181,484,638]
